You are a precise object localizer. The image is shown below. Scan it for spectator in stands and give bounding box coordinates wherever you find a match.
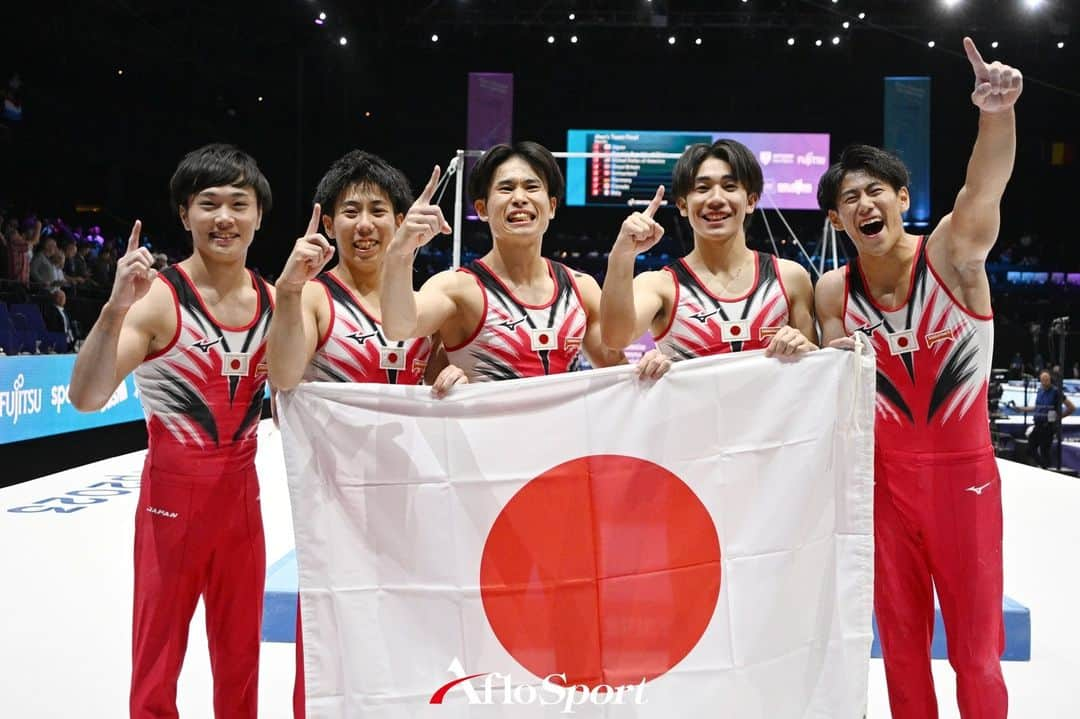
[30,237,64,289]
[85,225,104,247]
[0,216,9,280]
[67,241,94,284]
[1072,361,1079,379]
[90,244,117,286]
[7,216,41,285]
[43,288,75,351]
[1009,352,1024,377]
[1016,371,1076,469]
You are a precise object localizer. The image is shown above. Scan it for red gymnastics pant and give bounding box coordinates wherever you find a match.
[294,598,305,718]
[130,458,265,718]
[874,445,1006,719]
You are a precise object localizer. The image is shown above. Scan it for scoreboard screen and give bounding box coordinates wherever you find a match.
[565,129,830,211]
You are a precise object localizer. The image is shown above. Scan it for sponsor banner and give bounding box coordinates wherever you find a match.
[0,355,144,444]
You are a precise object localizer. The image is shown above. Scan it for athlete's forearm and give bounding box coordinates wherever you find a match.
[962,109,1016,203]
[69,303,128,411]
[380,252,420,340]
[266,288,310,391]
[600,252,640,349]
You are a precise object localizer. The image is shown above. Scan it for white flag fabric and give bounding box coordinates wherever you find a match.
[278,349,876,718]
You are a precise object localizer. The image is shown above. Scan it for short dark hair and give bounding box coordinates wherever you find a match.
[672,139,764,209]
[313,150,413,217]
[817,144,910,212]
[169,143,272,215]
[467,141,564,204]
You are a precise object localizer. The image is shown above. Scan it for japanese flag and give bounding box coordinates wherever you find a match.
[278,349,876,718]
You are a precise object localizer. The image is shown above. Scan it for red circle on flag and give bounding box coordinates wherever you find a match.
[388,352,399,363]
[539,333,550,344]
[480,454,721,689]
[897,336,909,348]
[730,325,742,336]
[230,359,241,370]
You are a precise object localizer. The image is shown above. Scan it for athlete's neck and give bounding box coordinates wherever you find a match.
[331,263,380,297]
[481,243,548,287]
[687,233,753,275]
[180,253,249,295]
[330,263,381,317]
[858,232,920,294]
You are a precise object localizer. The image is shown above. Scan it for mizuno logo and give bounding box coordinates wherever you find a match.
[191,337,223,353]
[965,482,993,496]
[146,506,179,519]
[347,331,378,345]
[689,308,721,323]
[855,320,884,336]
[500,317,529,331]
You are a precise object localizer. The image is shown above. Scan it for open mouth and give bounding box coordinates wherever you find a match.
[352,239,378,253]
[507,211,535,225]
[209,233,239,243]
[702,211,732,223]
[859,219,885,236]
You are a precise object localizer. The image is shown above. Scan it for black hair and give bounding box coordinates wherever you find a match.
[313,150,414,217]
[671,139,763,229]
[817,144,910,212]
[672,139,763,200]
[169,143,272,214]
[467,141,565,204]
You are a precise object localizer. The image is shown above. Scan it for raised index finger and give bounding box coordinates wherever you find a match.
[305,203,322,236]
[642,185,665,219]
[126,220,142,254]
[963,37,986,73]
[417,165,442,205]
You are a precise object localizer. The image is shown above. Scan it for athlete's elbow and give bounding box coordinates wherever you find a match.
[601,326,633,351]
[68,385,106,412]
[382,321,414,342]
[269,371,300,392]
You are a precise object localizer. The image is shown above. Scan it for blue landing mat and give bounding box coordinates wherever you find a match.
[262,549,1031,660]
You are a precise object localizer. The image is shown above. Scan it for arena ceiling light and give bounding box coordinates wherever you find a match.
[1022,0,1045,10]
[431,34,439,42]
[547,35,555,44]
[992,40,1000,48]
[338,36,347,46]
[787,37,796,46]
[570,35,579,44]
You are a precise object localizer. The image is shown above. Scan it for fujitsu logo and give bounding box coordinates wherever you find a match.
[146,506,179,519]
[429,658,647,713]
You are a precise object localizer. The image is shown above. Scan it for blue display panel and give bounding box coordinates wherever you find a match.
[0,354,145,444]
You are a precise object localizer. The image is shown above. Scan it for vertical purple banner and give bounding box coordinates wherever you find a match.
[467,73,513,154]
